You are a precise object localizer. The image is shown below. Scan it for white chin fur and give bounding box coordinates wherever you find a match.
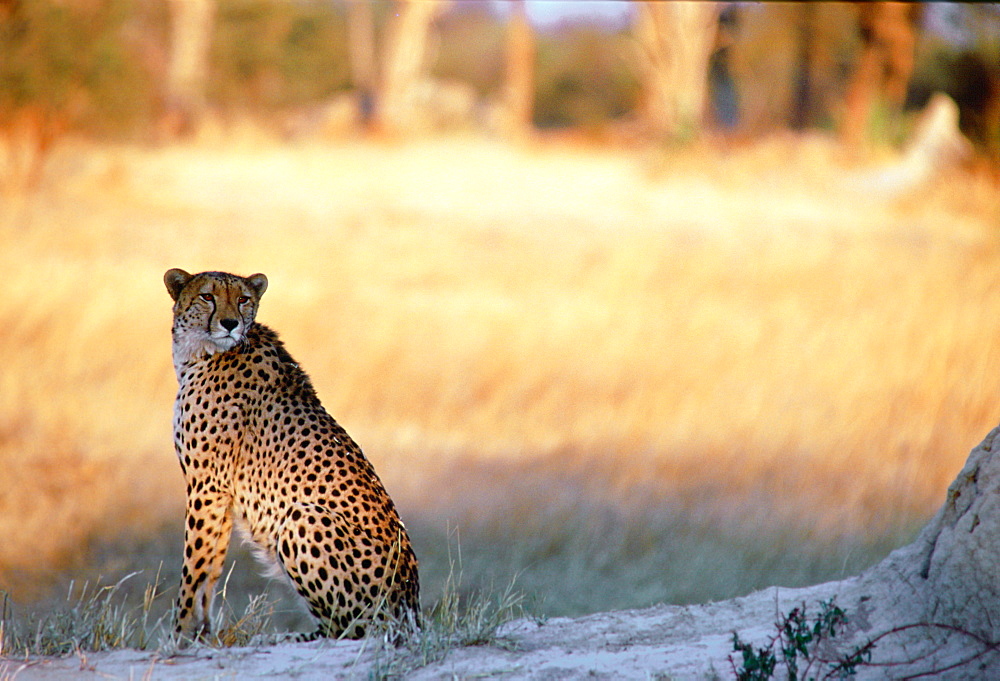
[212,335,239,350]
[173,333,239,377]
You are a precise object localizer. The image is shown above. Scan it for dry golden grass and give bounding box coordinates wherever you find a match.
[1,134,999,610]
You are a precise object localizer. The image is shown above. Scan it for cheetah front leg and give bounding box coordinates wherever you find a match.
[176,488,234,641]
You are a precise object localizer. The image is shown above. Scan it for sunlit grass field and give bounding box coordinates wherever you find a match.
[2,135,998,633]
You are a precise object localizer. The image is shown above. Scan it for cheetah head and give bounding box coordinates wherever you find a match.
[165,269,268,369]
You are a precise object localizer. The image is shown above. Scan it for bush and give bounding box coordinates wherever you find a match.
[0,0,155,140]
[533,25,640,131]
[209,0,352,113]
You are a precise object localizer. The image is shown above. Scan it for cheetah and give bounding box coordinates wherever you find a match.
[164,268,419,641]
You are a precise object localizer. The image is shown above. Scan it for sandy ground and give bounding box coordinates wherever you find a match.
[7,574,991,681]
[1,581,844,680]
[7,571,1000,680]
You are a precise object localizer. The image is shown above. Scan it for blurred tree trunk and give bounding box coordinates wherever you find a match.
[162,0,215,139]
[841,2,920,149]
[377,0,444,136]
[502,0,535,140]
[635,2,719,142]
[346,0,377,131]
[791,3,817,131]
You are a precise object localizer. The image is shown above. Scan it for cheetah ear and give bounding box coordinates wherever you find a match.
[246,273,268,298]
[164,268,193,302]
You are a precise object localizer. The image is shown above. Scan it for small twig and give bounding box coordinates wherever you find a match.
[852,622,1000,679]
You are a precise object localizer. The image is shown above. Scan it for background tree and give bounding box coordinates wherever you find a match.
[501,0,535,140]
[346,0,377,130]
[634,1,719,142]
[376,0,445,136]
[841,2,922,149]
[723,4,856,138]
[790,4,817,131]
[162,0,215,138]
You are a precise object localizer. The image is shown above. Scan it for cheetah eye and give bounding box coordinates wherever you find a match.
[237,296,250,305]
[199,293,214,302]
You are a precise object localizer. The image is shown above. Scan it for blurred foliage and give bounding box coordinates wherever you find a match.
[431,5,640,132]
[532,24,639,131]
[910,6,1000,162]
[209,0,351,112]
[431,4,506,99]
[0,0,156,139]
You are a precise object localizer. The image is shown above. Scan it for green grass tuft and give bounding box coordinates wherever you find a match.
[365,537,526,678]
[0,570,169,657]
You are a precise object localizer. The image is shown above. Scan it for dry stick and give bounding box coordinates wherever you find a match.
[809,622,1000,679]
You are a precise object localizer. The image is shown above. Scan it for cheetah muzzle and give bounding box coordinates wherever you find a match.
[164,268,420,642]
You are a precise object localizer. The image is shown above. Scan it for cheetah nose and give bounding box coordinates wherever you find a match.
[220,318,239,332]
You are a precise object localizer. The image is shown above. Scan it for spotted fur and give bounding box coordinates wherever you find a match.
[164,268,419,641]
